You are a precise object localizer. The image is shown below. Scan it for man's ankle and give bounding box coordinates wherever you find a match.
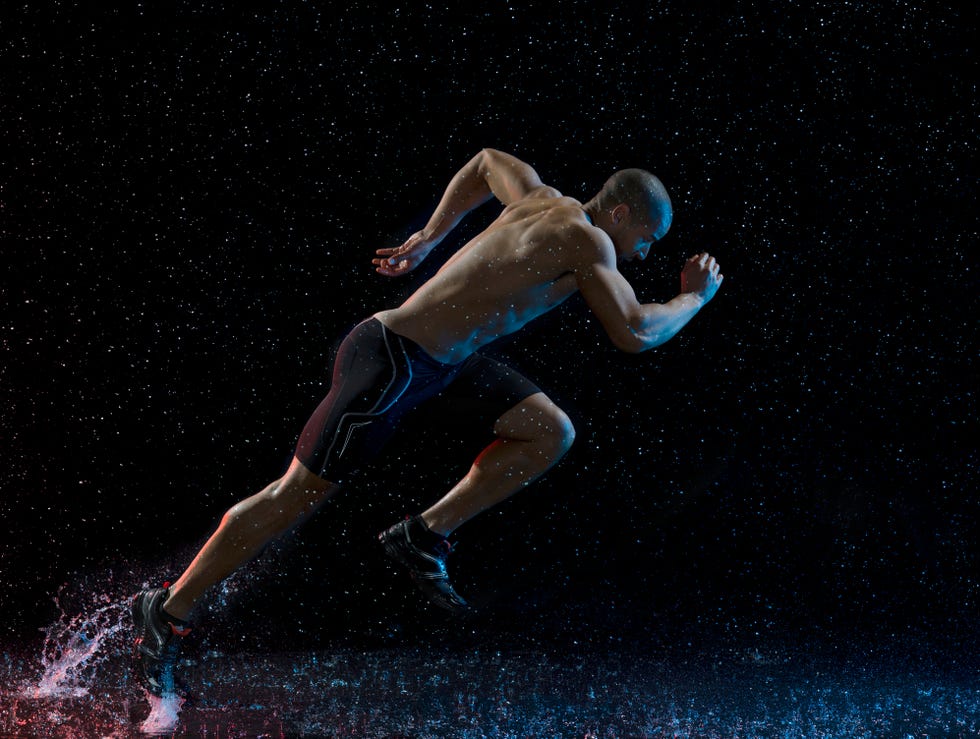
[411,515,450,548]
[161,593,193,624]
[418,512,453,539]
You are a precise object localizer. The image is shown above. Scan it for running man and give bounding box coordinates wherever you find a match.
[132,148,723,694]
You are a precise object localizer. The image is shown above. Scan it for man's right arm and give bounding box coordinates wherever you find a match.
[374,148,552,276]
[574,244,723,353]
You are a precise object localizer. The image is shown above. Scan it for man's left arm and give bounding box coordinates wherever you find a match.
[373,148,549,276]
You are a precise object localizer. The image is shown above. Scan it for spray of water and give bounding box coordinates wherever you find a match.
[31,584,130,699]
[3,573,973,736]
[140,691,184,735]
[1,577,191,736]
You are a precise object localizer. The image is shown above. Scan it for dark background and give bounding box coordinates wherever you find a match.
[3,2,976,660]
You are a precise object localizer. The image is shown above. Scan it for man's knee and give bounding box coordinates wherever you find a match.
[534,403,575,463]
[538,405,576,461]
[495,393,576,461]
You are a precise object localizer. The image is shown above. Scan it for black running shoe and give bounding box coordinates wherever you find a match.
[132,585,191,696]
[379,518,470,613]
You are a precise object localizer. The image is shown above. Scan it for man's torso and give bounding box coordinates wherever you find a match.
[376,192,591,363]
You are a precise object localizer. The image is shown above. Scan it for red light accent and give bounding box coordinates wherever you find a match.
[168,623,192,637]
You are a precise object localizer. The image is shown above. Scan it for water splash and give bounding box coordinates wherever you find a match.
[31,584,130,699]
[140,691,184,735]
[0,580,144,735]
[7,574,197,736]
[2,578,976,736]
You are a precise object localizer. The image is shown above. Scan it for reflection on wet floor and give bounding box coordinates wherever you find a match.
[2,595,978,738]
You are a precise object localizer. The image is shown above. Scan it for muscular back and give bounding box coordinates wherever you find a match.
[376,191,590,363]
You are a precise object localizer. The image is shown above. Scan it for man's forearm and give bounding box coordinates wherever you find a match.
[628,293,706,351]
[421,152,495,246]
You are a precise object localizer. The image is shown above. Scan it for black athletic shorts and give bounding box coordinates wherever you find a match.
[294,317,541,483]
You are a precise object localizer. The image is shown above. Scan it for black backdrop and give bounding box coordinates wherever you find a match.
[3,3,976,658]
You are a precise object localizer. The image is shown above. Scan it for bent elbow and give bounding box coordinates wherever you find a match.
[478,147,503,170]
[610,328,646,354]
[611,323,675,353]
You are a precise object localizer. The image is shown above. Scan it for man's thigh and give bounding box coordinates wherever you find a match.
[437,353,543,430]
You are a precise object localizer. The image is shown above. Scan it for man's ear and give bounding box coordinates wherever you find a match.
[610,203,630,225]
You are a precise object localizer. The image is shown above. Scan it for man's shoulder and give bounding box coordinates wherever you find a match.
[523,184,565,200]
[534,207,614,266]
[504,194,583,229]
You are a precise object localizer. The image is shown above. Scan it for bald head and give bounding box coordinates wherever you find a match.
[597,168,672,232]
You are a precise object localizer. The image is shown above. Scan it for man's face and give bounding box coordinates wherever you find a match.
[616,215,670,264]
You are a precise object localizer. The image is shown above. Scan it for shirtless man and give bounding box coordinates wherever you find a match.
[132,148,723,695]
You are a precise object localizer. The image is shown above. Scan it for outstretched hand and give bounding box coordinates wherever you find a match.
[373,231,435,277]
[680,252,724,303]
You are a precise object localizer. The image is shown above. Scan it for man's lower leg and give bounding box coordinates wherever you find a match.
[160,480,281,621]
[421,394,574,535]
[378,430,571,612]
[421,434,565,536]
[132,459,334,695]
[162,462,336,621]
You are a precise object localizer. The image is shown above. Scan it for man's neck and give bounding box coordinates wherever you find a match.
[581,202,599,226]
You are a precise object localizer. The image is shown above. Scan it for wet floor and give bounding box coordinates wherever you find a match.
[2,596,977,738]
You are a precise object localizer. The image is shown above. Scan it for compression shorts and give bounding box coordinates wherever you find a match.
[294,317,540,483]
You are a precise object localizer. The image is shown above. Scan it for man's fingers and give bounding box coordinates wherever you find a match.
[372,253,412,267]
[374,257,413,276]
